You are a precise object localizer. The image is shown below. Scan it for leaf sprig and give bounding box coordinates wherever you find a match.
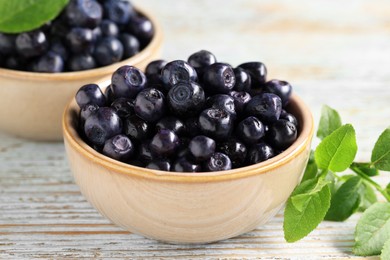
[283,105,390,259]
[0,0,69,34]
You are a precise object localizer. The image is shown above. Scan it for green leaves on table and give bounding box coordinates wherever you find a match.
[301,151,318,182]
[351,162,379,177]
[0,0,69,33]
[353,202,390,256]
[315,124,357,172]
[381,238,390,260]
[284,178,331,242]
[358,182,378,212]
[325,176,361,221]
[284,105,390,258]
[316,104,342,140]
[371,128,390,171]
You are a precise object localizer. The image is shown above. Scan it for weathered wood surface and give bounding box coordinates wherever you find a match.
[1,0,390,258]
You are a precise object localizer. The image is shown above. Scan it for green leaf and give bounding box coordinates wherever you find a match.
[371,128,390,171]
[317,105,342,140]
[0,0,69,33]
[381,238,390,260]
[358,182,378,212]
[354,202,390,256]
[386,183,390,197]
[351,162,379,177]
[324,170,337,195]
[301,150,318,182]
[291,178,330,211]
[284,178,331,242]
[315,124,357,172]
[325,176,362,221]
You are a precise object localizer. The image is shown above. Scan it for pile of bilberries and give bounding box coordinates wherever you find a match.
[0,0,153,72]
[75,50,298,172]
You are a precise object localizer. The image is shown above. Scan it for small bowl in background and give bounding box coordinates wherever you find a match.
[63,81,314,244]
[0,8,163,141]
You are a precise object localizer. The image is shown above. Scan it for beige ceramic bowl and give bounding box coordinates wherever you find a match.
[63,87,314,244]
[0,8,162,141]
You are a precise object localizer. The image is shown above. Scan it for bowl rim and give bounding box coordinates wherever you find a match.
[63,87,314,183]
[0,6,163,82]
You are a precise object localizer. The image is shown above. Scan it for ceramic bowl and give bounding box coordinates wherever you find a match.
[63,85,314,244]
[0,8,162,141]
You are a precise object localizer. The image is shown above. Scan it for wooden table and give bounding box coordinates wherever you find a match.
[1,0,390,258]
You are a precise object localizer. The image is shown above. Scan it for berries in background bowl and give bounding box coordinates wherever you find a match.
[63,51,314,243]
[71,50,302,172]
[0,0,154,73]
[0,1,163,141]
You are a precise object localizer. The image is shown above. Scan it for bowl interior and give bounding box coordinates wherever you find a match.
[63,87,314,182]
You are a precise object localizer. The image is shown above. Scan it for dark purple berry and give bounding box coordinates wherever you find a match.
[207,94,236,119]
[84,107,122,146]
[264,80,292,106]
[145,59,167,76]
[80,103,99,126]
[203,62,235,94]
[111,65,147,99]
[267,119,297,150]
[0,33,15,55]
[233,67,251,92]
[104,84,115,104]
[161,60,198,89]
[280,110,298,127]
[146,160,171,171]
[156,116,186,135]
[66,27,95,54]
[177,147,189,158]
[92,26,102,41]
[68,53,96,71]
[247,143,275,164]
[50,18,71,38]
[119,33,140,58]
[103,134,134,162]
[16,30,48,58]
[217,140,247,168]
[188,50,216,76]
[124,115,151,141]
[110,98,134,118]
[150,129,180,158]
[172,157,202,172]
[189,135,216,162]
[127,15,154,46]
[138,141,153,163]
[0,53,4,67]
[5,56,25,70]
[245,93,282,122]
[229,90,251,114]
[236,116,265,144]
[145,60,166,86]
[167,81,205,117]
[100,19,119,37]
[50,39,68,61]
[33,52,64,73]
[238,62,267,87]
[65,0,103,28]
[76,83,106,107]
[204,152,232,171]
[184,117,202,137]
[103,0,135,25]
[94,37,123,66]
[198,108,233,140]
[134,88,166,122]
